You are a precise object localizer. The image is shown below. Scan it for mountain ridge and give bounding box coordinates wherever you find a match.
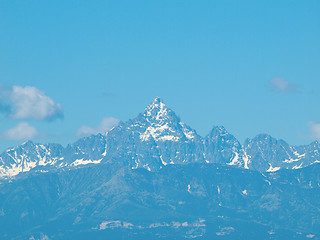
[0,97,319,179]
[1,97,320,239]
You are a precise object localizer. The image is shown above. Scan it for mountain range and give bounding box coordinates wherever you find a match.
[0,97,320,239]
[1,97,319,179]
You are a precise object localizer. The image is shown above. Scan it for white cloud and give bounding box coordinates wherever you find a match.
[9,85,63,121]
[308,121,320,139]
[1,122,43,141]
[269,78,297,92]
[76,117,119,137]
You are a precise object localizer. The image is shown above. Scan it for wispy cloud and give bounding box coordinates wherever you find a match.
[76,117,119,137]
[269,78,299,93]
[308,121,320,139]
[1,122,44,141]
[0,85,63,121]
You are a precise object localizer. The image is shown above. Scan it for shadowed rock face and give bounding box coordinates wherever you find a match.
[1,97,320,179]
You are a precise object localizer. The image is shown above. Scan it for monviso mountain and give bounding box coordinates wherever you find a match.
[0,98,320,239]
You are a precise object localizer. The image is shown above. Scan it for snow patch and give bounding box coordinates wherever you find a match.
[243,152,250,169]
[227,152,239,166]
[267,165,280,172]
[160,155,167,166]
[292,162,303,169]
[306,234,315,238]
[187,184,191,193]
[72,159,102,167]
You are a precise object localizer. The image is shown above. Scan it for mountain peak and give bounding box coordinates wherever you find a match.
[146,97,165,110]
[21,140,34,147]
[207,126,230,138]
[212,126,227,133]
[137,98,198,142]
[245,134,275,146]
[253,133,274,142]
[143,97,173,121]
[152,96,163,105]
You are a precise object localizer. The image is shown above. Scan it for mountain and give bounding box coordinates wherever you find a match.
[104,97,205,171]
[1,97,320,179]
[0,141,64,178]
[0,134,107,179]
[1,97,320,239]
[204,126,249,168]
[244,134,320,172]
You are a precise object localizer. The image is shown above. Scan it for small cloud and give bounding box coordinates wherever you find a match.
[0,84,64,121]
[10,85,63,121]
[1,122,44,141]
[76,117,119,137]
[308,121,320,139]
[269,78,298,93]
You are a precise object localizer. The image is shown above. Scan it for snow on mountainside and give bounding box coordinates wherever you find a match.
[139,97,197,142]
[1,97,320,179]
[0,141,65,178]
[0,135,107,178]
[244,134,320,172]
[204,126,250,169]
[101,97,204,170]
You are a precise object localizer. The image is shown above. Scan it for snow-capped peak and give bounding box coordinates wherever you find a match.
[138,97,197,142]
[143,97,172,121]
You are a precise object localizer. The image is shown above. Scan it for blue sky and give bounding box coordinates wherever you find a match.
[0,1,320,151]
